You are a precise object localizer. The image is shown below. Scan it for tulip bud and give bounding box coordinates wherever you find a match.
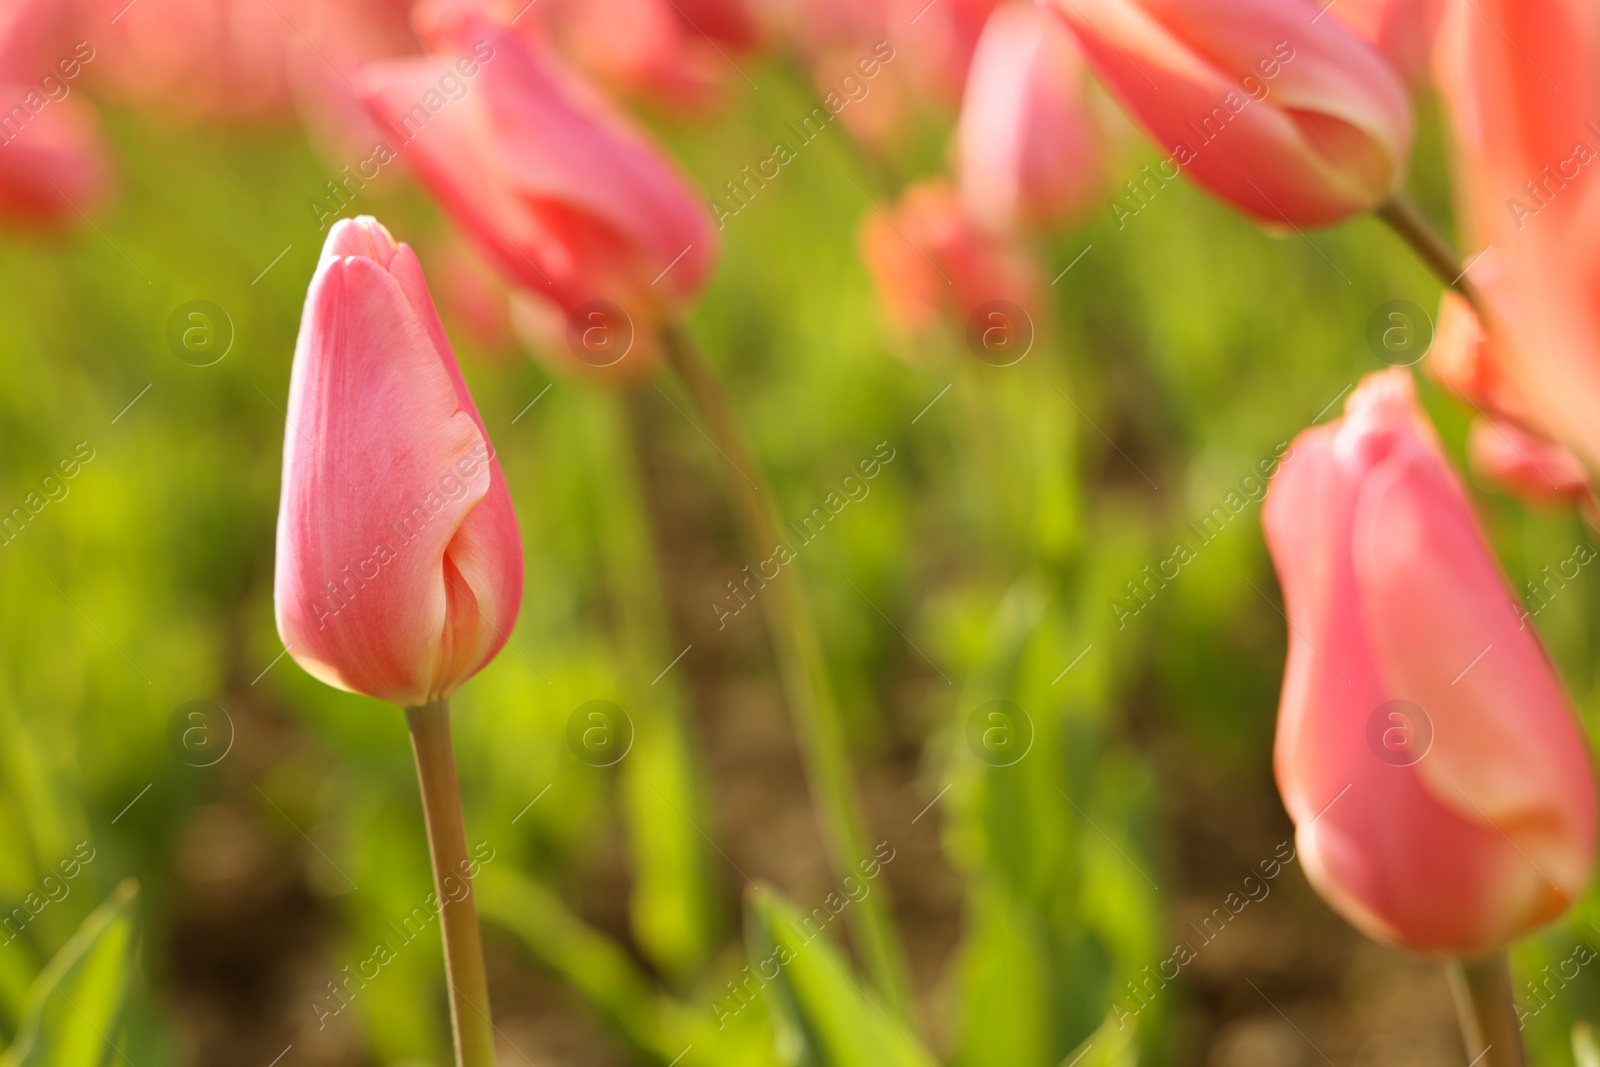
[1263,370,1596,955]
[360,3,715,373]
[0,0,110,223]
[1044,0,1413,228]
[0,91,109,224]
[275,217,524,707]
[860,179,1041,342]
[957,2,1103,232]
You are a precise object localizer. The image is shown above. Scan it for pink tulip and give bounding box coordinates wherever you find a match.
[360,3,715,368]
[539,0,760,107]
[84,0,299,121]
[1435,0,1600,476]
[0,85,109,223]
[1328,0,1444,87]
[430,236,513,354]
[891,0,999,106]
[1264,370,1595,955]
[1467,418,1591,508]
[957,2,1102,232]
[1428,290,1592,508]
[859,179,1041,341]
[0,0,110,224]
[1427,288,1543,436]
[275,216,523,707]
[1044,0,1413,228]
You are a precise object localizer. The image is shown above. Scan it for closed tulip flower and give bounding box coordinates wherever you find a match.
[0,0,110,223]
[360,3,715,372]
[275,216,523,708]
[860,179,1041,343]
[957,2,1102,232]
[1045,0,1412,228]
[1263,370,1595,955]
[0,93,109,223]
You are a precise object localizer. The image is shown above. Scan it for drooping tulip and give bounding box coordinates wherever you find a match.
[859,179,1041,343]
[1044,0,1413,228]
[957,2,1102,232]
[1328,0,1444,87]
[1264,370,1595,955]
[1435,0,1600,476]
[275,216,523,707]
[360,2,715,373]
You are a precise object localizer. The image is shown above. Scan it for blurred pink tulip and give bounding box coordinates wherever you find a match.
[1435,0,1600,476]
[0,88,109,222]
[0,0,109,222]
[431,236,512,353]
[890,0,998,106]
[1045,0,1412,228]
[84,0,298,121]
[360,3,715,369]
[1264,370,1595,955]
[860,179,1041,341]
[83,0,414,124]
[957,2,1102,232]
[534,0,759,108]
[1328,0,1444,86]
[275,216,523,707]
[286,0,420,174]
[1429,289,1592,508]
[1428,287,1544,436]
[1467,418,1591,508]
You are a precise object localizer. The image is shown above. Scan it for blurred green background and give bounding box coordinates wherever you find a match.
[2,41,1599,1067]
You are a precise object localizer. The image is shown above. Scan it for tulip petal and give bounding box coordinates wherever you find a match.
[276,255,492,705]
[1352,429,1596,900]
[1050,0,1411,226]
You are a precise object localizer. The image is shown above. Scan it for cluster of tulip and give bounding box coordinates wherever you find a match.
[12,0,1599,1061]
[271,0,1600,1063]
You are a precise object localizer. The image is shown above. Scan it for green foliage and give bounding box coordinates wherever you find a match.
[0,882,137,1067]
[744,886,938,1067]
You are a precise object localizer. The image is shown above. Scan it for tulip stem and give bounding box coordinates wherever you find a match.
[1448,953,1526,1067]
[1376,192,1493,326]
[406,699,498,1067]
[659,323,919,1026]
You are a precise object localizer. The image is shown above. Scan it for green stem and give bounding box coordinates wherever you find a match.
[1447,953,1525,1067]
[1375,192,1493,326]
[406,699,498,1067]
[659,324,918,1025]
